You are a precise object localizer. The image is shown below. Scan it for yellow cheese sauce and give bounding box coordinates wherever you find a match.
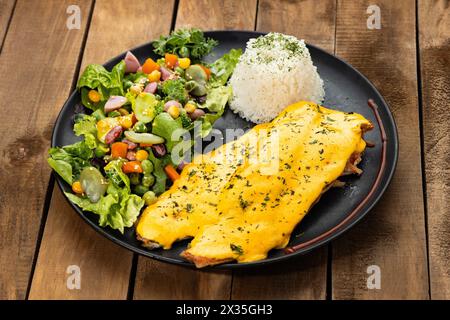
[136,101,372,264]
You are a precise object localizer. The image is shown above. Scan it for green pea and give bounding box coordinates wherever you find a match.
[94,144,110,158]
[142,175,155,188]
[129,173,141,185]
[178,46,190,58]
[133,121,147,133]
[141,159,154,174]
[123,80,134,91]
[175,66,185,76]
[108,110,121,118]
[143,191,157,206]
[133,184,149,196]
[92,108,106,121]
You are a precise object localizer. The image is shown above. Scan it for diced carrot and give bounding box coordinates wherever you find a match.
[165,53,178,69]
[142,58,160,74]
[140,143,153,147]
[111,142,128,159]
[72,181,83,194]
[164,164,180,181]
[198,64,211,79]
[122,161,143,173]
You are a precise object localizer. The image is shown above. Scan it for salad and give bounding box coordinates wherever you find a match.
[48,29,241,233]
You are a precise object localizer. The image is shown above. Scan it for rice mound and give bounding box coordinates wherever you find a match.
[229,33,325,123]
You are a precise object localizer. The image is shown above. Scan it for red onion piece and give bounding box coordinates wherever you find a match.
[104,126,123,144]
[124,51,141,73]
[122,139,138,150]
[104,96,127,113]
[177,161,189,171]
[151,144,166,158]
[126,151,136,161]
[164,100,182,111]
[144,82,158,94]
[160,66,172,81]
[188,108,205,120]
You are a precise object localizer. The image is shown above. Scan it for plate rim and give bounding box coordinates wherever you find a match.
[51,30,399,269]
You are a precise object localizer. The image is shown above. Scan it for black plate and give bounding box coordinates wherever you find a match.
[52,31,398,268]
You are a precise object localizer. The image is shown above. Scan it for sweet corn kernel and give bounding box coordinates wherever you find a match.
[130,84,142,95]
[178,57,191,69]
[167,105,180,119]
[184,103,196,113]
[118,108,129,116]
[72,181,83,194]
[135,149,149,161]
[118,114,134,129]
[88,90,101,103]
[147,70,161,82]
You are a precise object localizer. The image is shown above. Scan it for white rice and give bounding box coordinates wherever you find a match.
[229,33,325,123]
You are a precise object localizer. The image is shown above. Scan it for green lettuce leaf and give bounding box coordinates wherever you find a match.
[77,61,126,110]
[77,64,111,90]
[104,159,130,191]
[120,194,145,227]
[60,140,93,160]
[209,48,242,87]
[202,85,232,113]
[152,112,185,152]
[74,114,99,149]
[48,158,73,185]
[147,151,168,195]
[81,88,103,111]
[65,184,144,233]
[110,60,126,96]
[48,140,93,183]
[197,85,232,137]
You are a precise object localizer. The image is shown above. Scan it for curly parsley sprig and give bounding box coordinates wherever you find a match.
[152,28,218,61]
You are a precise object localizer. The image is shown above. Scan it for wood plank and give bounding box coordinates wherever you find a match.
[231,0,335,300]
[132,0,257,300]
[0,0,15,52]
[418,0,450,300]
[29,188,131,299]
[256,0,336,53]
[28,0,175,299]
[176,0,257,30]
[331,0,429,299]
[0,0,92,300]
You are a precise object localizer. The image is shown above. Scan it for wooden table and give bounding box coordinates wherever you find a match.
[0,0,448,300]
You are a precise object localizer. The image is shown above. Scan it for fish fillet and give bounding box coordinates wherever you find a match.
[136,101,373,267]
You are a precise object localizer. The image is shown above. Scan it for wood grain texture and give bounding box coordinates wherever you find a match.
[29,188,131,299]
[418,0,450,300]
[132,0,257,300]
[176,0,257,30]
[231,0,336,300]
[257,0,336,53]
[0,0,91,300]
[331,0,429,299]
[28,0,175,299]
[0,0,15,52]
[232,250,328,300]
